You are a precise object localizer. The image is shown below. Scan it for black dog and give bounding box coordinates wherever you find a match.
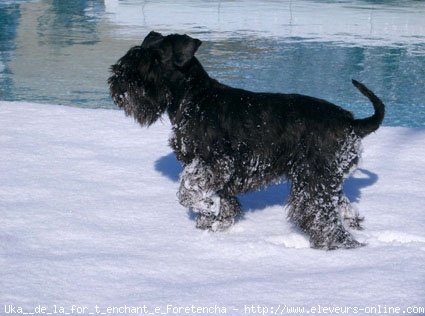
[108,31,385,250]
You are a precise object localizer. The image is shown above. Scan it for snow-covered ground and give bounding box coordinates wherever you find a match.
[1,101,424,315]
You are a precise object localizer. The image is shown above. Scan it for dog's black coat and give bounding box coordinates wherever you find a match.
[109,31,385,250]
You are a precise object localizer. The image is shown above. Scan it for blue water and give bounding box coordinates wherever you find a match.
[1,0,425,127]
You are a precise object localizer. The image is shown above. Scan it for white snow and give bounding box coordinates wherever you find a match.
[1,101,424,315]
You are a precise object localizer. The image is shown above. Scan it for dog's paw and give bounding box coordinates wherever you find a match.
[312,239,365,250]
[195,213,235,232]
[338,238,366,250]
[311,229,366,250]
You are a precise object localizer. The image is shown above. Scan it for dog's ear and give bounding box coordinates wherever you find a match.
[142,31,164,48]
[172,35,202,67]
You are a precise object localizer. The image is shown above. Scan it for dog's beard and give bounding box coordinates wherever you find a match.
[108,61,170,126]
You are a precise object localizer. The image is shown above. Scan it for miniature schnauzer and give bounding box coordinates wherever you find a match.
[108,31,385,250]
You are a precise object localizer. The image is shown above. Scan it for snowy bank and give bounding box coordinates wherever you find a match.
[1,101,424,315]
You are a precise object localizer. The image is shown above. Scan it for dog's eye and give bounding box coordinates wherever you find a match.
[149,51,161,63]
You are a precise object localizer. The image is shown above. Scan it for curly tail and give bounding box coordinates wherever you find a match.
[352,79,385,138]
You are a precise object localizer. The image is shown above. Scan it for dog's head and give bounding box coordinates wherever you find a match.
[108,31,202,126]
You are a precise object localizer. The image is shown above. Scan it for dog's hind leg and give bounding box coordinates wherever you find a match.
[334,131,364,230]
[287,135,364,250]
[288,170,362,249]
[338,192,364,230]
[177,159,241,231]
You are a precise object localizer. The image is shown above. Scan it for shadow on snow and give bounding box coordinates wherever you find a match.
[155,152,378,212]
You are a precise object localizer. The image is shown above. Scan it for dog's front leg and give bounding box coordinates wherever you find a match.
[177,159,241,231]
